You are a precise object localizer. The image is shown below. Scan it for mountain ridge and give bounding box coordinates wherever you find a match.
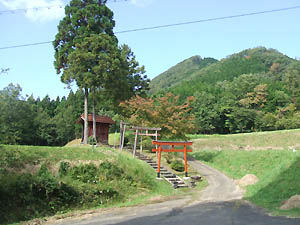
[149,55,217,94]
[149,47,297,96]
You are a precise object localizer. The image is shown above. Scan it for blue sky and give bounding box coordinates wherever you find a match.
[0,0,300,99]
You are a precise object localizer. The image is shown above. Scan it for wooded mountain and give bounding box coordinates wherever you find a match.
[149,56,217,94]
[150,47,300,134]
[150,47,296,96]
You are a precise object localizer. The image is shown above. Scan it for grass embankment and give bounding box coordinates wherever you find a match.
[0,145,181,224]
[190,129,300,217]
[189,129,300,151]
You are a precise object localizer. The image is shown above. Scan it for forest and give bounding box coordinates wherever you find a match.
[1,46,300,146]
[152,47,300,134]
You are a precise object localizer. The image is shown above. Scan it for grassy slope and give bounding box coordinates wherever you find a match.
[0,145,180,224]
[189,129,300,151]
[190,129,300,217]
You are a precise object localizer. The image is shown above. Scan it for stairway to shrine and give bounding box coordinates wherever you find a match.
[134,151,190,189]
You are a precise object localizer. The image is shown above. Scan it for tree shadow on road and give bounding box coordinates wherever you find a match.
[111,200,300,225]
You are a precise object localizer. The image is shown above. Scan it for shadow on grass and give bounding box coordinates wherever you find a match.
[245,154,300,214]
[189,151,221,163]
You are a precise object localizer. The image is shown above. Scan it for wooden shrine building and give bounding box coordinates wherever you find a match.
[77,114,115,144]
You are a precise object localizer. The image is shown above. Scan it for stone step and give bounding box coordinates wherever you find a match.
[177,184,189,187]
[138,156,149,159]
[161,173,174,176]
[125,149,189,189]
[167,178,182,182]
[141,159,152,162]
[162,175,174,178]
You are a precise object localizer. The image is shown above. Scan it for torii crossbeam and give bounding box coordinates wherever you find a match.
[152,140,193,178]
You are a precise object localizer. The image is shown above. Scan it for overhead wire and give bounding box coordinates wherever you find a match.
[0,5,63,15]
[116,5,300,34]
[0,0,128,15]
[0,5,300,50]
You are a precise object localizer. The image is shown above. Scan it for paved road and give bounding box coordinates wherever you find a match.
[53,160,300,225]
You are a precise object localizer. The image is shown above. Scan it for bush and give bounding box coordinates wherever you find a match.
[58,161,71,177]
[88,136,97,145]
[171,160,185,172]
[71,163,99,183]
[99,161,124,179]
[0,166,79,224]
[140,137,154,151]
[164,152,175,164]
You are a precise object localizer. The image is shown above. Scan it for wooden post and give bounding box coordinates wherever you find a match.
[113,130,117,149]
[157,144,162,178]
[120,124,126,151]
[119,122,123,150]
[184,144,188,177]
[140,135,143,153]
[133,129,138,158]
[155,130,158,159]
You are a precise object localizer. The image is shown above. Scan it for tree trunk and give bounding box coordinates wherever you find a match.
[83,88,89,144]
[92,94,97,142]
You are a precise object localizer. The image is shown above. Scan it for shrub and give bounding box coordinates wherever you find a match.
[171,160,185,172]
[58,161,71,177]
[99,161,124,179]
[71,163,99,184]
[164,152,175,164]
[88,136,97,145]
[140,137,154,151]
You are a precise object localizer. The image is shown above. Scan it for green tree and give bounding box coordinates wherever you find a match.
[191,92,219,134]
[282,62,300,106]
[64,34,121,141]
[53,0,117,144]
[54,1,149,144]
[0,84,36,145]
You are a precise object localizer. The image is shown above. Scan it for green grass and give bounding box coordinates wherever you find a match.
[189,129,300,151]
[190,130,300,217]
[0,144,205,224]
[108,133,121,146]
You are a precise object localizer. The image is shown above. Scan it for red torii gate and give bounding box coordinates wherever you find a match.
[152,140,193,178]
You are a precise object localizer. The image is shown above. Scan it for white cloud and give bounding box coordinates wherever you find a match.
[130,0,154,7]
[0,0,65,22]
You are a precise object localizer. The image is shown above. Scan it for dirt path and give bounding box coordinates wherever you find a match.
[50,160,300,225]
[189,158,244,202]
[51,160,243,225]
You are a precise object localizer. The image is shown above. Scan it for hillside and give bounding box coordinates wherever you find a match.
[0,145,175,224]
[149,47,300,135]
[171,47,296,96]
[150,47,296,96]
[149,56,217,94]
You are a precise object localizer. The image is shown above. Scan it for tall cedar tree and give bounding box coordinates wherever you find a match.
[120,93,195,139]
[53,0,116,144]
[54,1,149,144]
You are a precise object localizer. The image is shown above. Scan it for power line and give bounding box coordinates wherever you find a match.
[0,41,53,50]
[0,5,63,15]
[0,0,128,15]
[1,5,300,50]
[116,5,300,33]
